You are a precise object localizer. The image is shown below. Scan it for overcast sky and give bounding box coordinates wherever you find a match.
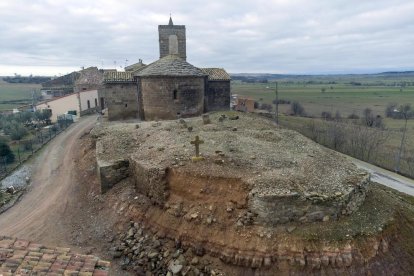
[1,0,413,76]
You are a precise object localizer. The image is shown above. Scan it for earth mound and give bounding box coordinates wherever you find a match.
[95,112,368,225]
[89,112,414,274]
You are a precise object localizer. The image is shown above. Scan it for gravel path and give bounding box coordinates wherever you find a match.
[0,165,32,189]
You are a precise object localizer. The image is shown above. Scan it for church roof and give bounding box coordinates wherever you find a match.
[201,68,231,81]
[136,55,206,77]
[104,71,134,83]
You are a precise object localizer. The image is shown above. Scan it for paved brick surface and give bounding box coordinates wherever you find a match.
[0,236,110,276]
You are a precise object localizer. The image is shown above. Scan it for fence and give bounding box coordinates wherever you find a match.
[0,115,74,179]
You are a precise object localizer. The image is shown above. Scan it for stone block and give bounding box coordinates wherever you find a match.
[97,159,130,193]
[131,160,169,205]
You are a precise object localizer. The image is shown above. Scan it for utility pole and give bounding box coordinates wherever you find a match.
[274,82,279,124]
[32,89,36,109]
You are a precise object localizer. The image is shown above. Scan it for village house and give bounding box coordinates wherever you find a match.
[234,96,255,112]
[40,67,107,101]
[35,89,99,122]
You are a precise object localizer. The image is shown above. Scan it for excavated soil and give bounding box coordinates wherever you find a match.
[5,114,414,275]
[94,113,366,198]
[88,112,414,275]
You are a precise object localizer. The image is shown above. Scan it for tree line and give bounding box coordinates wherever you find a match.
[0,110,52,164]
[3,75,51,84]
[281,102,414,178]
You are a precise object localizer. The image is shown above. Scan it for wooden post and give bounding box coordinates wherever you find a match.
[17,142,21,164]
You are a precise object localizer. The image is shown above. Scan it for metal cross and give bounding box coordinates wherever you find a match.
[190,136,204,157]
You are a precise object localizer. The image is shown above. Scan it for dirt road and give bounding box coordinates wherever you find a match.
[0,116,97,246]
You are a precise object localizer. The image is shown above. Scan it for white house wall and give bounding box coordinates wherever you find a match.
[36,93,80,122]
[79,89,99,111]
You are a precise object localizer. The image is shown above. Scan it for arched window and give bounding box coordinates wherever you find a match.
[173,90,178,100]
[87,100,90,109]
[94,98,98,107]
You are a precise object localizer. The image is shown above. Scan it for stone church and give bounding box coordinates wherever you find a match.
[99,17,231,121]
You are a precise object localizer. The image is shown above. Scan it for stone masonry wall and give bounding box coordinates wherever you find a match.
[97,159,130,193]
[140,76,204,120]
[249,175,370,225]
[103,82,138,121]
[96,139,130,193]
[130,160,169,205]
[158,25,186,60]
[205,80,230,111]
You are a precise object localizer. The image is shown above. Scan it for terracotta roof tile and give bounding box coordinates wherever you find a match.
[0,236,110,275]
[104,71,134,83]
[125,61,146,72]
[201,68,231,81]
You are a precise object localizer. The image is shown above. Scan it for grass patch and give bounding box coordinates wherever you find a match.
[0,190,13,207]
[232,82,414,117]
[0,79,41,110]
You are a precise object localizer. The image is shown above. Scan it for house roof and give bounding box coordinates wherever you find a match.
[0,236,110,275]
[104,71,135,83]
[201,68,231,81]
[41,71,80,88]
[75,67,103,85]
[135,55,206,77]
[125,60,146,72]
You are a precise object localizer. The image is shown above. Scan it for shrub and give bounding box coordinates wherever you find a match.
[21,140,33,151]
[385,103,398,118]
[261,103,273,112]
[362,108,384,129]
[291,102,306,116]
[0,139,15,164]
[321,111,333,121]
[335,111,342,121]
[3,121,28,141]
[273,99,291,104]
[348,113,360,119]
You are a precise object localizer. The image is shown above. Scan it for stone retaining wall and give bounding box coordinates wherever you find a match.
[97,159,130,193]
[130,160,169,205]
[249,175,370,224]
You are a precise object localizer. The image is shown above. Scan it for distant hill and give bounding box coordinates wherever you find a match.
[2,75,51,84]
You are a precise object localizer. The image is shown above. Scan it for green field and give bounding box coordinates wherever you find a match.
[0,78,40,110]
[232,81,414,117]
[232,79,414,177]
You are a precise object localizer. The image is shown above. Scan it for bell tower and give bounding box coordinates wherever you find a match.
[158,16,187,60]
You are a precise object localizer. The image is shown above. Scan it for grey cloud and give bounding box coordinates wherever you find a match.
[0,0,413,75]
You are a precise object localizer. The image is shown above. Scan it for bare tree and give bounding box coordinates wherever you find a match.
[346,122,389,162]
[405,150,414,177]
[326,120,346,150]
[306,119,322,142]
[291,101,305,116]
[395,104,413,173]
